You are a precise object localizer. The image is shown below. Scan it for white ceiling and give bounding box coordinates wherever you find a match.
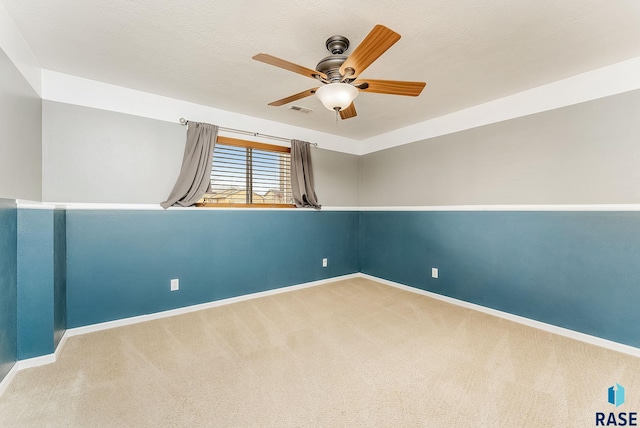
[3,0,640,140]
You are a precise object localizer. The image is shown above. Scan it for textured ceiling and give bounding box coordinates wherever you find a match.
[3,0,640,139]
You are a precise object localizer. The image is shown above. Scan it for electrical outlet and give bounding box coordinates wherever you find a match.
[170,278,179,291]
[431,268,438,279]
[322,258,328,268]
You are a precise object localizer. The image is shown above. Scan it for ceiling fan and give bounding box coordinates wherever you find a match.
[252,25,426,120]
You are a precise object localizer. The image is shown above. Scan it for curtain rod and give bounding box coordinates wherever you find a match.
[179,118,317,147]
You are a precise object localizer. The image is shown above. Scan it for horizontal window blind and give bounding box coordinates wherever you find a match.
[201,142,293,206]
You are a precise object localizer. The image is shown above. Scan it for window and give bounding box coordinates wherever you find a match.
[197,136,294,207]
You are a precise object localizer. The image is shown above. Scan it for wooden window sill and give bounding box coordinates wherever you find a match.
[195,203,296,208]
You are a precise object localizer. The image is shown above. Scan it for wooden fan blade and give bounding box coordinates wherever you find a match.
[253,53,327,80]
[354,79,426,96]
[339,102,357,120]
[268,88,318,107]
[339,25,401,78]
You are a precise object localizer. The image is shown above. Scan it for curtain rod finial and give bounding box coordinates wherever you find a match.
[179,118,187,125]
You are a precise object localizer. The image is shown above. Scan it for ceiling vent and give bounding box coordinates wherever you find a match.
[290,105,313,113]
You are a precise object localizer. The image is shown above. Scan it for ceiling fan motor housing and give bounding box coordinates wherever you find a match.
[316,55,347,82]
[316,35,350,82]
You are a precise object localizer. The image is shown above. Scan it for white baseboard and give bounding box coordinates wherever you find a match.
[0,331,68,397]
[0,363,20,397]
[15,353,56,370]
[358,273,640,358]
[66,273,360,337]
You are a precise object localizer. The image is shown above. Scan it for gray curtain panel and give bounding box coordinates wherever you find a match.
[161,122,218,208]
[290,139,321,209]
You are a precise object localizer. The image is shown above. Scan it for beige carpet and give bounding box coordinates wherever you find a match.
[1,277,639,427]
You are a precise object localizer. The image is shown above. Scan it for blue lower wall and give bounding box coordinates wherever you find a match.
[66,210,359,327]
[360,211,640,348]
[17,209,55,359]
[53,209,67,348]
[10,207,640,359]
[0,199,17,381]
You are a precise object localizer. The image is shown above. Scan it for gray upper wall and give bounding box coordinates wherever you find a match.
[43,101,185,204]
[311,148,359,207]
[0,48,42,201]
[42,101,360,206]
[359,89,640,206]
[39,87,640,207]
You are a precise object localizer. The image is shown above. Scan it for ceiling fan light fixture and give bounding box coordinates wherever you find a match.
[315,83,359,111]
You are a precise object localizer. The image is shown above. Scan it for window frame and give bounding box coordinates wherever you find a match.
[195,136,296,208]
